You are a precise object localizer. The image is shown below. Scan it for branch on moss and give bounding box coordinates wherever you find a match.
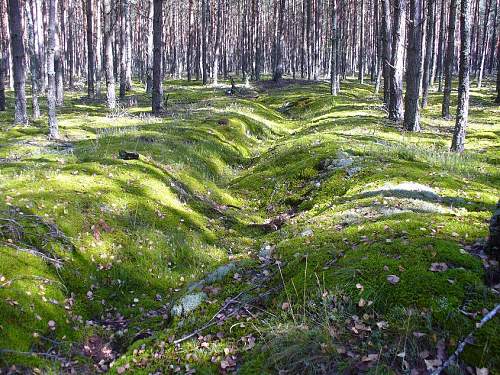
[1,241,64,266]
[431,304,500,375]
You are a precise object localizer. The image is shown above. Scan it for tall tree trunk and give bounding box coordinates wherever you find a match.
[442,0,457,119]
[404,0,423,131]
[331,0,339,95]
[436,0,446,92]
[201,0,208,85]
[0,49,5,111]
[213,0,222,85]
[55,0,64,107]
[152,0,162,114]
[359,0,364,83]
[495,32,500,102]
[477,0,492,88]
[146,0,153,92]
[103,0,116,109]
[86,0,95,97]
[388,0,406,122]
[381,0,392,104]
[186,0,194,82]
[274,0,286,81]
[451,0,472,152]
[120,0,130,99]
[488,0,498,74]
[7,0,28,125]
[26,0,40,120]
[421,0,435,108]
[47,0,59,139]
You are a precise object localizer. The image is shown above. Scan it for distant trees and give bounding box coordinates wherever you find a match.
[0,0,497,149]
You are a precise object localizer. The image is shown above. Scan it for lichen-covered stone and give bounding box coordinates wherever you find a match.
[171,292,207,317]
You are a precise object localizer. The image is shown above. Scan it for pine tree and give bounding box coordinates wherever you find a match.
[451,0,473,152]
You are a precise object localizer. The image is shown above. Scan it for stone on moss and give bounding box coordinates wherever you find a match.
[171,292,207,317]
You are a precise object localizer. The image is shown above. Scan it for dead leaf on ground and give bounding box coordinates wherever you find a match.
[429,263,448,272]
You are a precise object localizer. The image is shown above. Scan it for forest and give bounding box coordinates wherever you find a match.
[0,0,499,373]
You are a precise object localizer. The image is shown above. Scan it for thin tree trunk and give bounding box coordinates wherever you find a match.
[201,0,208,85]
[103,0,116,109]
[421,0,435,108]
[186,0,194,82]
[7,0,28,125]
[381,0,392,104]
[495,31,500,102]
[331,0,339,95]
[213,0,222,85]
[152,0,163,114]
[26,0,40,120]
[477,0,492,88]
[55,0,64,107]
[47,0,59,139]
[146,0,154,92]
[404,0,423,131]
[359,0,364,83]
[442,0,457,119]
[120,0,129,99]
[436,0,446,92]
[451,0,472,152]
[389,0,406,122]
[274,0,286,81]
[86,0,95,97]
[0,49,5,111]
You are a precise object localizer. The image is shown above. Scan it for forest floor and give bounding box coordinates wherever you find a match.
[0,78,499,374]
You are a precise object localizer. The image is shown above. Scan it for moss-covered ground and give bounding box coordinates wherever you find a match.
[0,78,499,374]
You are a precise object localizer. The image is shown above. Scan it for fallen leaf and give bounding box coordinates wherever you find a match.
[424,359,442,370]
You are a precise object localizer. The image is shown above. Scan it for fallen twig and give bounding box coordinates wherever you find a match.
[1,241,63,266]
[431,304,500,375]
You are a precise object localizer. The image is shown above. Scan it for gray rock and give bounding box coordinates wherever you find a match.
[171,292,207,317]
[259,244,275,258]
[301,228,314,237]
[187,262,237,292]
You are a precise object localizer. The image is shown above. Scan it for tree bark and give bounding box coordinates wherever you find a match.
[26,0,40,120]
[47,0,59,139]
[421,0,435,108]
[201,0,208,85]
[388,0,406,122]
[330,0,339,95]
[86,0,95,97]
[451,0,472,152]
[103,0,116,109]
[213,0,222,85]
[381,0,392,104]
[477,0,492,88]
[120,0,130,99]
[146,0,154,92]
[7,0,28,125]
[359,0,364,83]
[442,0,457,119]
[273,0,286,81]
[495,34,500,103]
[0,49,5,111]
[436,0,447,92]
[404,0,423,131]
[152,0,162,114]
[55,1,64,107]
